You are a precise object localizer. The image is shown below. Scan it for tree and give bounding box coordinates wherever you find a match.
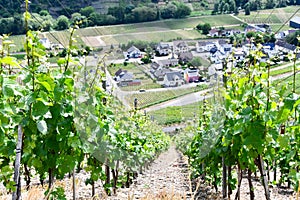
[265,0,275,9]
[132,6,157,22]
[213,3,219,14]
[174,3,191,18]
[39,10,50,16]
[196,23,211,34]
[42,20,53,31]
[80,6,95,17]
[89,12,103,26]
[103,15,117,25]
[246,31,256,39]
[219,1,225,13]
[229,0,236,13]
[12,15,25,34]
[160,4,177,19]
[196,24,203,30]
[108,6,125,23]
[56,15,69,30]
[245,3,251,15]
[202,23,211,34]
[71,13,88,28]
[223,3,230,13]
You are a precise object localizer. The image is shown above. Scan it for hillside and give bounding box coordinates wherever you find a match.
[0,0,205,17]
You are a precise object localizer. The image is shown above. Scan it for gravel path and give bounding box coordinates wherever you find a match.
[107,145,190,199]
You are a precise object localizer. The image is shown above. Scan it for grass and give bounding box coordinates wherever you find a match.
[273,72,300,94]
[236,6,300,26]
[148,101,202,125]
[100,29,204,45]
[125,84,208,109]
[270,66,299,76]
[9,35,26,52]
[237,13,282,24]
[190,10,213,17]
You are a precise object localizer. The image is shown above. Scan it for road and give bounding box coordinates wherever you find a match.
[144,88,213,112]
[82,54,299,113]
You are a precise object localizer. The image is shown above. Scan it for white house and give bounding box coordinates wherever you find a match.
[173,40,189,54]
[156,42,172,56]
[208,29,220,37]
[125,46,142,58]
[163,71,184,87]
[196,41,216,52]
[233,48,245,61]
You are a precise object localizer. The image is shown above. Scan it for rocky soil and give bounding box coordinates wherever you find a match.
[106,145,190,200]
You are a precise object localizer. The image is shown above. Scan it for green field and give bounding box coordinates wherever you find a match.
[148,101,202,125]
[43,15,242,47]
[100,29,204,45]
[8,14,243,51]
[237,6,300,25]
[274,72,300,94]
[125,84,208,109]
[9,35,26,52]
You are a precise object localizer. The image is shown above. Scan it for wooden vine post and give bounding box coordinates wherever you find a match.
[12,125,23,200]
[222,60,228,198]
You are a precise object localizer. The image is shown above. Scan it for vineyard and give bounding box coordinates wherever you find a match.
[1,1,300,199]
[174,43,300,199]
[0,3,171,199]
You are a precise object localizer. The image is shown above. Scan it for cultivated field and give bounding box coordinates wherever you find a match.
[236,6,300,32]
[8,15,241,51]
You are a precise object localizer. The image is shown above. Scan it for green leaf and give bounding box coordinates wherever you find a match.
[32,101,48,118]
[277,135,289,149]
[54,86,63,101]
[0,56,20,68]
[240,106,251,116]
[37,120,47,134]
[3,85,14,97]
[38,81,52,92]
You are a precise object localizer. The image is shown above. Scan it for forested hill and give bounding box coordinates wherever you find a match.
[2,0,99,18]
[1,0,167,18]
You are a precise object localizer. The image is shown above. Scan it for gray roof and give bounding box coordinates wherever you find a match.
[165,71,183,81]
[157,42,170,49]
[198,41,215,46]
[158,58,179,67]
[178,52,193,60]
[127,46,140,53]
[120,72,134,80]
[276,40,296,51]
[218,39,227,45]
[154,68,172,78]
[173,40,188,48]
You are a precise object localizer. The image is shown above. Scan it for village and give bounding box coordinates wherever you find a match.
[110,19,300,90]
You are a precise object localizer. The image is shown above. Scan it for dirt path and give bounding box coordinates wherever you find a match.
[107,145,190,199]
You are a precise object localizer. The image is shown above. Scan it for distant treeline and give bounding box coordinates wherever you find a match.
[0,1,191,35]
[1,0,300,36]
[213,0,300,15]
